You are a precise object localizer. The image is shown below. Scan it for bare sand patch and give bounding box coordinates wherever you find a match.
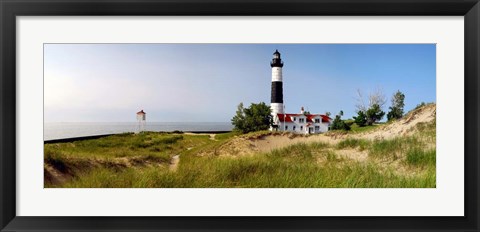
[169,155,180,171]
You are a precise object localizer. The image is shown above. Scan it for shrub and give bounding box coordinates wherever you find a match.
[387,90,405,121]
[231,102,273,133]
[353,110,367,127]
[330,111,351,131]
[366,104,385,125]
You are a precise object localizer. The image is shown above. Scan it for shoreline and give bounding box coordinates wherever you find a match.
[44,130,232,144]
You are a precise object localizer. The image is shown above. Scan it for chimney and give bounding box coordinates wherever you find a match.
[300,106,304,114]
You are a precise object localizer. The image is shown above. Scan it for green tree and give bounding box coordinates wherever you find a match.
[231,102,273,133]
[330,110,351,131]
[366,103,385,125]
[353,110,367,127]
[231,103,245,132]
[387,90,405,121]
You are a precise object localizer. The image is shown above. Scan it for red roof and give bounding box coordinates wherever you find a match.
[136,110,146,115]
[321,115,331,123]
[306,115,314,123]
[277,114,293,122]
[277,113,331,123]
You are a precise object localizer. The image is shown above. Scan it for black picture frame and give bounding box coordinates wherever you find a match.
[1,0,479,231]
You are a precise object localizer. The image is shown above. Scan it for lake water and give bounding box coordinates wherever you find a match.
[44,122,233,141]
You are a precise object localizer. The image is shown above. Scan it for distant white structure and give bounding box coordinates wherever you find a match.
[269,50,331,134]
[136,110,146,133]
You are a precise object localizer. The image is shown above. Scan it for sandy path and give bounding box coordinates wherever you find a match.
[169,155,180,171]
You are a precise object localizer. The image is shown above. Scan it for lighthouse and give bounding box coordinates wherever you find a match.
[268,50,332,134]
[270,49,284,121]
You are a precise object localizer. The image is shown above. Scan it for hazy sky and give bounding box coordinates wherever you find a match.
[44,44,435,122]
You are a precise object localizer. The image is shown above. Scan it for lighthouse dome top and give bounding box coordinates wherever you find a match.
[273,49,280,56]
[270,49,284,68]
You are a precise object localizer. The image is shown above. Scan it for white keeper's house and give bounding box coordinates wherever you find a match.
[268,50,331,134]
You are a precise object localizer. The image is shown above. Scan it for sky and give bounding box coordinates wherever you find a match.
[44,44,436,122]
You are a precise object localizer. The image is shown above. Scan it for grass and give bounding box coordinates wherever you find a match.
[336,138,370,151]
[44,132,211,186]
[57,132,207,158]
[45,148,70,173]
[349,123,379,133]
[406,148,436,167]
[369,137,421,160]
[334,133,429,163]
[46,118,436,188]
[215,131,241,140]
[62,140,435,188]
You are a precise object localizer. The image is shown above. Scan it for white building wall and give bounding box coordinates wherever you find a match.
[276,118,330,134]
[320,122,329,132]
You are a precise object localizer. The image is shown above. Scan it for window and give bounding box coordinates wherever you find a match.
[315,119,320,123]
[315,126,320,131]
[293,126,296,130]
[300,126,303,130]
[299,118,305,123]
[293,117,296,121]
[285,125,288,130]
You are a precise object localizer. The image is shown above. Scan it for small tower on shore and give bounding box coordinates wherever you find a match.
[136,110,146,133]
[270,49,284,121]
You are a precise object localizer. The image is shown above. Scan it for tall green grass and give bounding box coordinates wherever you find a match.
[47,124,436,188]
[63,156,435,188]
[44,132,210,185]
[369,137,424,160]
[406,148,436,167]
[60,138,435,188]
[336,138,370,151]
[215,131,241,140]
[349,124,379,133]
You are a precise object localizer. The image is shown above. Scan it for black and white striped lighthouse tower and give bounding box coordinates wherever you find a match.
[270,49,284,120]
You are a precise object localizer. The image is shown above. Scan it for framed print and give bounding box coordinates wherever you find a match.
[1,0,479,231]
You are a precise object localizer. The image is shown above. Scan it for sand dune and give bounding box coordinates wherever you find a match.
[211,104,436,157]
